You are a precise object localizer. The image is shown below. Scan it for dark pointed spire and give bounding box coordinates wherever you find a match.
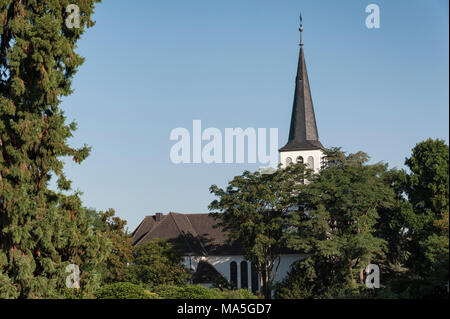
[279,16,323,152]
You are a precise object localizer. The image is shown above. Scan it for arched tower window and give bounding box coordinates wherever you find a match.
[298,156,306,184]
[240,261,248,290]
[286,157,292,166]
[230,261,237,290]
[307,156,314,170]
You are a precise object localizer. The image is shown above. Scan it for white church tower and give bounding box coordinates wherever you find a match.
[279,16,325,173]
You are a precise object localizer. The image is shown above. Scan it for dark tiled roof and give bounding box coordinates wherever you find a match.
[280,42,323,152]
[132,212,243,256]
[132,216,156,244]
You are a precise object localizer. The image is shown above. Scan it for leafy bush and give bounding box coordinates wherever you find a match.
[143,291,162,299]
[63,288,93,299]
[95,282,158,299]
[219,289,258,299]
[128,240,191,288]
[151,285,217,299]
[150,285,257,299]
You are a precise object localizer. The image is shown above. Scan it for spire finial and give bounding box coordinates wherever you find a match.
[299,14,304,47]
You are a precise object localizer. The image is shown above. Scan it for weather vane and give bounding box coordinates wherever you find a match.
[299,14,304,47]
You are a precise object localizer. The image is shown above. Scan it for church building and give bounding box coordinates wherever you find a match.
[132,18,324,292]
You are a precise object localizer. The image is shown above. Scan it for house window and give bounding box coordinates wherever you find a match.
[251,262,259,293]
[230,261,237,290]
[240,261,248,290]
[307,156,314,170]
[286,157,292,166]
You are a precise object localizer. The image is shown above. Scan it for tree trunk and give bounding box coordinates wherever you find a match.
[259,266,272,299]
[359,267,365,284]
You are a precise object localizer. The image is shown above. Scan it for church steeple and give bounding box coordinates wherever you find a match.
[279,16,323,152]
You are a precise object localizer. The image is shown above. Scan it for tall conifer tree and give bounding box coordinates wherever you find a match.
[0,0,106,298]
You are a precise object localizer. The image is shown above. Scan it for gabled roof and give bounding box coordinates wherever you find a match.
[132,216,156,244]
[279,21,324,152]
[132,212,243,256]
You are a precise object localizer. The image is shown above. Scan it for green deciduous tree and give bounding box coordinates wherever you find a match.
[128,239,191,288]
[87,208,133,284]
[373,167,416,284]
[209,164,309,299]
[0,0,104,298]
[405,139,449,218]
[286,148,395,296]
[404,139,449,296]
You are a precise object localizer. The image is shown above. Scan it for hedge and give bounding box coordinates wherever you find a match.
[151,285,257,299]
[95,282,159,299]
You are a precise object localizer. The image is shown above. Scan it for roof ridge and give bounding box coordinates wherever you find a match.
[168,213,203,256]
[131,216,157,244]
[184,214,209,256]
[170,212,195,235]
[131,218,146,236]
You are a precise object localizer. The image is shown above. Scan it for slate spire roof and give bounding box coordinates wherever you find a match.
[279,16,324,152]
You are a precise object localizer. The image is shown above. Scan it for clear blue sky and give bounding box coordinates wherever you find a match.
[59,0,449,231]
